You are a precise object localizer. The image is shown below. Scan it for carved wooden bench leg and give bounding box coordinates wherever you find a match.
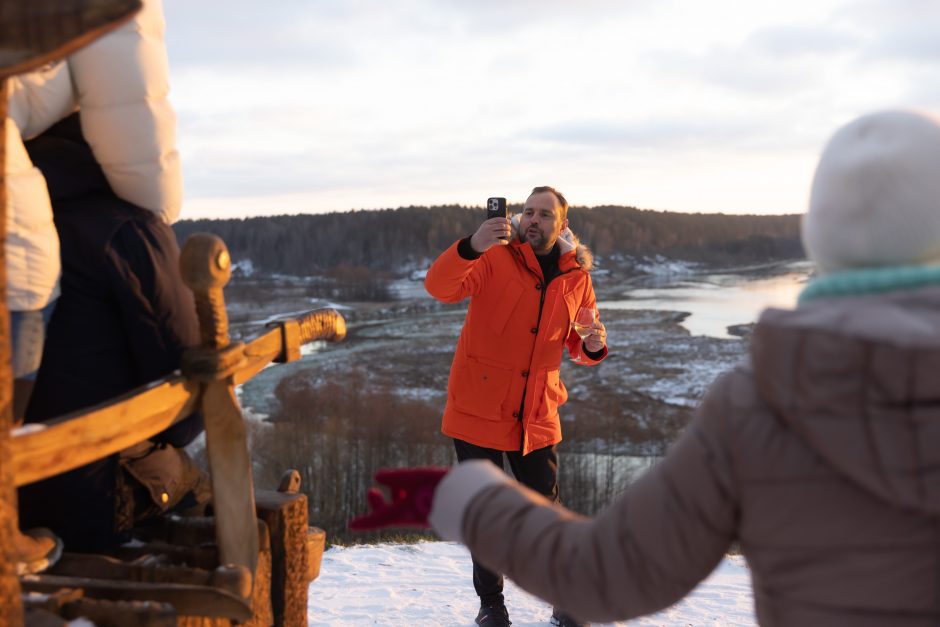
[47,554,251,600]
[307,527,326,584]
[61,598,176,627]
[255,489,309,627]
[39,517,275,625]
[175,542,271,627]
[254,469,330,627]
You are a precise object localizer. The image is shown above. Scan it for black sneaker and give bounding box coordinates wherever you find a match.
[550,608,588,627]
[475,602,511,626]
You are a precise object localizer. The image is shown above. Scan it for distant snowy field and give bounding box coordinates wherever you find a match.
[308,542,755,626]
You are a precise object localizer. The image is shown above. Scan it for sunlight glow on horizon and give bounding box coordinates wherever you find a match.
[163,0,940,221]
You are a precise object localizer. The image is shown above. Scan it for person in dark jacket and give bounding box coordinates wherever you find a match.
[17,114,207,552]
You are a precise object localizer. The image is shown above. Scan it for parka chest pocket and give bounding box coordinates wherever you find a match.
[487,279,524,335]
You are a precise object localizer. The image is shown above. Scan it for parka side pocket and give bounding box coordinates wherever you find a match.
[453,355,514,420]
[536,368,568,420]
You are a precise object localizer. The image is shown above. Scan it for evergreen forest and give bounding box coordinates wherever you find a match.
[174,204,804,276]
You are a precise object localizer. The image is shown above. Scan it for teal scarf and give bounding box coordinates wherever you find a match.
[798,264,940,305]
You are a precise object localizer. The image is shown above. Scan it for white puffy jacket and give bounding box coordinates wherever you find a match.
[5,0,181,311]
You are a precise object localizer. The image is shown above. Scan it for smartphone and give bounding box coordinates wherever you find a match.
[487,197,508,240]
[486,197,508,220]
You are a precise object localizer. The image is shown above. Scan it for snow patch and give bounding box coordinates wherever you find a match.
[394,387,445,402]
[232,258,255,277]
[633,255,700,277]
[308,541,755,626]
[388,278,431,300]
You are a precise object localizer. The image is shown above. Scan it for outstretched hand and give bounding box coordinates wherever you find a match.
[348,467,449,531]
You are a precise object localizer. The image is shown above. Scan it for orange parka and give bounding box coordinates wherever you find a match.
[425,230,607,455]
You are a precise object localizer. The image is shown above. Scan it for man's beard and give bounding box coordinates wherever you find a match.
[525,226,552,252]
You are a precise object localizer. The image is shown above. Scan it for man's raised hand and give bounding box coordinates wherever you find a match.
[470,217,513,253]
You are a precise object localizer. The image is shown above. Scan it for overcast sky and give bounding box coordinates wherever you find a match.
[162,0,940,220]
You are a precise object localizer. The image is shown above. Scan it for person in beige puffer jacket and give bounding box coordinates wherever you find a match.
[5,0,180,406]
[429,109,940,626]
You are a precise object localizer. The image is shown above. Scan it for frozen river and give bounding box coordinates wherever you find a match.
[601,261,813,338]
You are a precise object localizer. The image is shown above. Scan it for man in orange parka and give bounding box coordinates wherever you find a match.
[424,186,608,627]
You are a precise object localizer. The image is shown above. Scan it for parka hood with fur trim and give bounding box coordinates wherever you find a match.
[510,214,594,271]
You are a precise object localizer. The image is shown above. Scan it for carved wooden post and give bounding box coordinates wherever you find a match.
[179,234,258,589]
[0,77,24,626]
[255,471,310,627]
[0,0,142,78]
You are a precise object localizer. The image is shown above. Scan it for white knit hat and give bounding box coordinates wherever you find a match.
[802,110,940,274]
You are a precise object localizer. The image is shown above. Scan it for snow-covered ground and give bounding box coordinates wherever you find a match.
[308,542,755,626]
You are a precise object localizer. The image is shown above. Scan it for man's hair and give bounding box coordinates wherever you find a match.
[530,186,569,220]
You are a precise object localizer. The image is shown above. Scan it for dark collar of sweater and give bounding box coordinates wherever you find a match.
[535,243,561,284]
[457,237,562,283]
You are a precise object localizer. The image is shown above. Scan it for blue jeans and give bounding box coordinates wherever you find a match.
[11,300,56,380]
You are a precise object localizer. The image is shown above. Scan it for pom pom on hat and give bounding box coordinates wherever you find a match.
[802,110,940,274]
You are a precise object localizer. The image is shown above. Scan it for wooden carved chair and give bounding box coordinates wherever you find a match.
[0,4,343,624]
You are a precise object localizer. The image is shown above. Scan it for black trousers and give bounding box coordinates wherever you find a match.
[453,438,560,606]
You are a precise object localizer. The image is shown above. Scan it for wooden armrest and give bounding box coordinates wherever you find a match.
[20,575,252,622]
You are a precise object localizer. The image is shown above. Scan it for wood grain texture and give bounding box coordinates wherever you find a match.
[0,0,141,78]
[12,378,199,487]
[12,307,347,486]
[0,77,23,625]
[201,380,258,580]
[20,576,251,622]
[256,490,310,627]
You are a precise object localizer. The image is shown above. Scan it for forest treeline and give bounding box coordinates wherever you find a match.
[174,205,804,276]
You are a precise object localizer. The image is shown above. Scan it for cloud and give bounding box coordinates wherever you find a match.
[650,47,811,94]
[865,26,940,63]
[833,0,940,62]
[428,0,660,32]
[901,70,940,108]
[163,0,664,77]
[743,24,858,57]
[159,0,938,218]
[163,1,360,71]
[649,21,860,96]
[527,115,782,152]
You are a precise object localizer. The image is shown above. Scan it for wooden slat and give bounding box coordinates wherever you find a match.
[234,328,282,386]
[201,380,258,579]
[12,378,198,487]
[179,234,260,586]
[0,75,22,625]
[59,598,177,627]
[49,553,251,599]
[20,574,252,622]
[11,307,346,487]
[235,308,346,385]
